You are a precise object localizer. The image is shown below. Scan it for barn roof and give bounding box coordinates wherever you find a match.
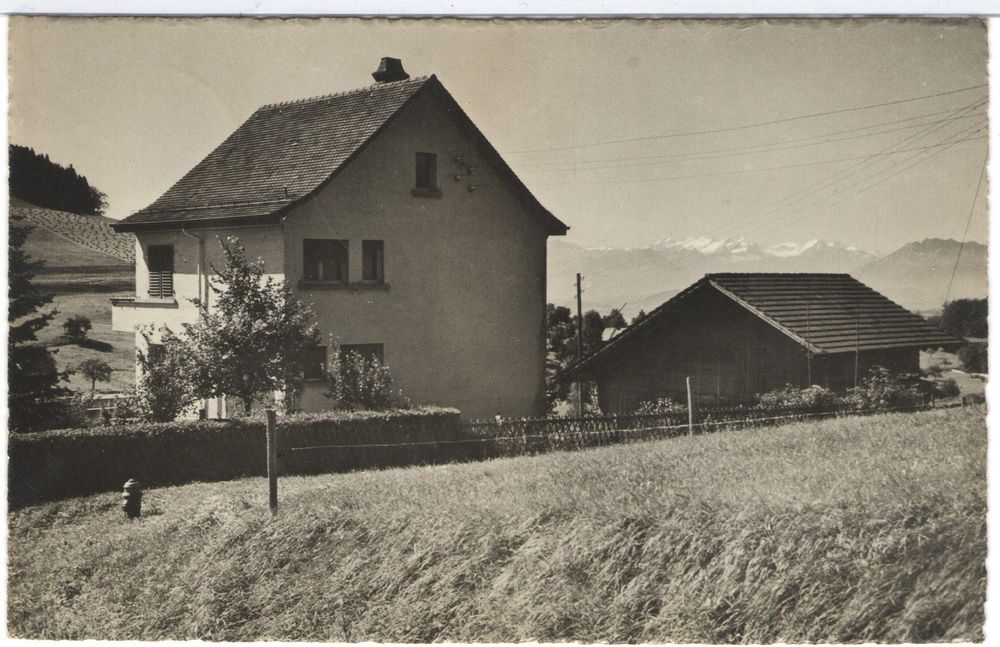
[113,75,566,235]
[572,273,962,374]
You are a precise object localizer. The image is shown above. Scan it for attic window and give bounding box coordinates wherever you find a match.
[413,152,441,197]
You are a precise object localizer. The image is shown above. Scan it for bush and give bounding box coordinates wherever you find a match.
[635,397,687,415]
[8,407,462,507]
[936,378,961,399]
[326,348,407,411]
[757,384,841,409]
[844,367,925,411]
[136,326,198,421]
[62,314,92,342]
[958,343,988,374]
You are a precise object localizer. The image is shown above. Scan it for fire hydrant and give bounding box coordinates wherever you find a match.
[122,479,142,520]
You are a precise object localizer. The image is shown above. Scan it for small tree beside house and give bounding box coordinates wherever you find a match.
[182,237,320,415]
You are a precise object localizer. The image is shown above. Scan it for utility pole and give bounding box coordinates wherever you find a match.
[576,273,584,417]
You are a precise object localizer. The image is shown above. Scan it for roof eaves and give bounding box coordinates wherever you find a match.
[708,279,824,354]
[111,212,284,233]
[427,80,569,236]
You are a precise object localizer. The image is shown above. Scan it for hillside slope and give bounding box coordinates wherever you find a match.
[10,204,133,293]
[8,407,985,642]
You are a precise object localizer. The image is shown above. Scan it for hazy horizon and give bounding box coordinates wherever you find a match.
[8,17,988,255]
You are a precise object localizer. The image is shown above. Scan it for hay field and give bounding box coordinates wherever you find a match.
[8,407,986,642]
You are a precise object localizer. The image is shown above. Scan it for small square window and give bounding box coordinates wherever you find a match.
[303,345,327,380]
[303,239,348,282]
[362,240,385,283]
[415,152,437,190]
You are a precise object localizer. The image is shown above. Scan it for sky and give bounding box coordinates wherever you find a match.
[8,17,988,254]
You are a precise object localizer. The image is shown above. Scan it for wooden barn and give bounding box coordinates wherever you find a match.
[569,273,963,414]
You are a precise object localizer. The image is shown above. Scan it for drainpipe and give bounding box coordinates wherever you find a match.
[181,227,206,308]
[181,227,215,417]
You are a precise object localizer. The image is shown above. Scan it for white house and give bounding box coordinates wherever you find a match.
[112,58,568,418]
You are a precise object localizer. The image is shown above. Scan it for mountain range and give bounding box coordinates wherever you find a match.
[549,236,987,318]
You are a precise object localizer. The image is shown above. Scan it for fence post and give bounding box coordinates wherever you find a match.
[686,376,695,436]
[266,408,278,514]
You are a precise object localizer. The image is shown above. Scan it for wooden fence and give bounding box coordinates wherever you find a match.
[461,402,935,459]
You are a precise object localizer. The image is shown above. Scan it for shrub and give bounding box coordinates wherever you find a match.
[325,348,407,411]
[757,384,841,409]
[136,326,198,422]
[843,367,925,411]
[635,397,687,415]
[62,314,92,342]
[8,406,462,507]
[936,378,961,399]
[958,343,988,374]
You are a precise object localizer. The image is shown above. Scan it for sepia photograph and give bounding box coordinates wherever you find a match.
[5,15,989,642]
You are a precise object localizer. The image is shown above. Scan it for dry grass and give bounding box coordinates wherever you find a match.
[7,407,985,642]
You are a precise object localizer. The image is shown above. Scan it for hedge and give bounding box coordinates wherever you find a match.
[8,407,464,508]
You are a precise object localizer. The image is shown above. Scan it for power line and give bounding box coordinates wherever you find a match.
[578,120,986,293]
[688,97,988,242]
[516,105,986,172]
[739,123,988,242]
[944,147,989,306]
[503,82,988,155]
[535,133,984,188]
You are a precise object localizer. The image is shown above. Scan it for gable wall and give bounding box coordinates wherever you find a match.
[283,87,550,418]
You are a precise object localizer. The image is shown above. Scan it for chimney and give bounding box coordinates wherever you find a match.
[372,57,410,83]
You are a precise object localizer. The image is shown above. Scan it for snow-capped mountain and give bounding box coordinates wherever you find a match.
[547,236,982,319]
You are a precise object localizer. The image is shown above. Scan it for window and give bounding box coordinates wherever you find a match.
[362,240,385,283]
[303,239,348,282]
[147,245,174,298]
[415,152,437,190]
[340,343,384,364]
[302,345,327,380]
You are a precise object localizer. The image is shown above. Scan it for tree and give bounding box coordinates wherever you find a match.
[939,298,988,339]
[958,343,988,374]
[9,144,108,216]
[63,314,93,342]
[544,303,623,413]
[182,237,320,415]
[8,218,71,431]
[134,326,198,421]
[77,358,112,393]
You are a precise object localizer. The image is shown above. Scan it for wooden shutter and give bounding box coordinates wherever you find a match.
[148,245,174,298]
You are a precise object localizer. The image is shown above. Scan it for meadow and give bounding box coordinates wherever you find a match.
[7,406,985,642]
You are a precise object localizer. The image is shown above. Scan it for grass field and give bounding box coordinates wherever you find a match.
[31,292,136,393]
[7,407,985,642]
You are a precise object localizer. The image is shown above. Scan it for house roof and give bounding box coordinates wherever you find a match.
[113,75,567,235]
[572,273,962,375]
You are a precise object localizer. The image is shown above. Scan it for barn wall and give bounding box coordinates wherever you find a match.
[592,286,811,413]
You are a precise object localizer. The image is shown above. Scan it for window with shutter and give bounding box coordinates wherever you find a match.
[147,245,174,298]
